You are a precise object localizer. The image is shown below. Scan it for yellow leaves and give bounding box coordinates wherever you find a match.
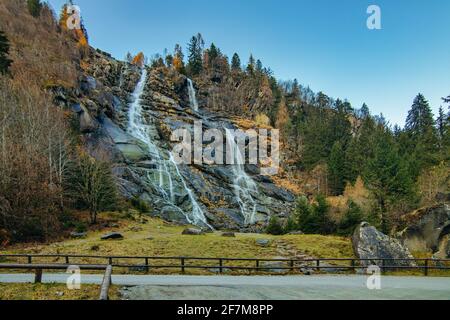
[173,55,184,72]
[255,113,270,127]
[131,52,145,67]
[275,97,289,130]
[59,6,69,31]
[75,29,88,48]
[59,5,89,48]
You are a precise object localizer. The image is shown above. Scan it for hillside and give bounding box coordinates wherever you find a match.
[0,0,448,248]
[3,212,354,274]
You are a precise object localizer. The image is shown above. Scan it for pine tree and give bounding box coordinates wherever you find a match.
[291,79,300,101]
[405,94,439,175]
[363,127,416,233]
[125,52,133,63]
[359,103,370,119]
[231,53,241,71]
[27,0,42,17]
[437,106,446,140]
[328,141,347,195]
[312,195,335,235]
[346,114,376,182]
[256,59,263,74]
[296,196,313,233]
[439,100,450,160]
[296,195,334,235]
[329,99,352,148]
[207,43,219,65]
[246,54,255,75]
[316,92,331,109]
[187,33,204,76]
[0,31,12,75]
[406,94,437,137]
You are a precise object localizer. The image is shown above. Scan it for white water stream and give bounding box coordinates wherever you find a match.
[225,129,258,225]
[187,79,199,111]
[127,69,210,228]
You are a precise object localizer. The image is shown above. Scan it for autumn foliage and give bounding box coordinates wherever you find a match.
[59,3,88,48]
[131,52,145,67]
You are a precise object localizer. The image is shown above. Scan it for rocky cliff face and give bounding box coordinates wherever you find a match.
[60,49,295,231]
[399,204,450,258]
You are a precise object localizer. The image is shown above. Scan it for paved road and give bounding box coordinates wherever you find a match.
[1,274,449,300]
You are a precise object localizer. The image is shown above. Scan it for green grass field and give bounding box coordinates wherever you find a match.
[0,283,120,300]
[1,213,353,275]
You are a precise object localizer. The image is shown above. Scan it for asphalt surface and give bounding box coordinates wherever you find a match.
[1,274,449,300]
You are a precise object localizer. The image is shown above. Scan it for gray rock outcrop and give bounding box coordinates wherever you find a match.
[398,204,450,258]
[352,222,416,267]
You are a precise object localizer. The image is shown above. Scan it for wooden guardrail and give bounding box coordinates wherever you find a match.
[1,254,450,276]
[1,254,449,299]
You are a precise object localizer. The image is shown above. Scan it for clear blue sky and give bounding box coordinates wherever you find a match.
[48,0,450,126]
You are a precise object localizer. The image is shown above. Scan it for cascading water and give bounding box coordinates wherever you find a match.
[187,79,199,111]
[225,129,258,225]
[127,68,211,228]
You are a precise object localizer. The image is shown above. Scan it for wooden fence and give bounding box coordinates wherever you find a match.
[1,254,450,299]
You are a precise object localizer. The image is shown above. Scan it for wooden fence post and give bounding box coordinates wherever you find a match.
[99,265,113,301]
[34,269,42,284]
[181,258,185,274]
[424,259,429,276]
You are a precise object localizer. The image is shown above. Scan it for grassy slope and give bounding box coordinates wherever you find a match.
[2,213,353,274]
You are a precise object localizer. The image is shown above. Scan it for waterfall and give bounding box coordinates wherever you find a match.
[225,129,258,225]
[187,79,199,111]
[127,68,211,229]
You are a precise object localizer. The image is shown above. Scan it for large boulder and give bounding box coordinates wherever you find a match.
[352,222,416,267]
[182,228,204,235]
[398,204,450,257]
[101,232,124,240]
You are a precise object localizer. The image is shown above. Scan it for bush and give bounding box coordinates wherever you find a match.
[266,216,284,235]
[131,197,151,214]
[337,201,365,236]
[283,216,298,234]
[73,222,88,233]
[296,195,336,235]
[296,196,313,233]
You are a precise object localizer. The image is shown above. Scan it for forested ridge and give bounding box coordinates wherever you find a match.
[154,32,449,234]
[0,0,448,244]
